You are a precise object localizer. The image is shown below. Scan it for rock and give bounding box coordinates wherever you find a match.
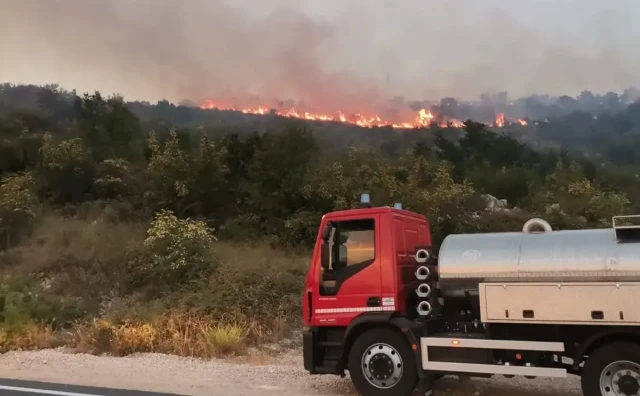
[480,194,508,210]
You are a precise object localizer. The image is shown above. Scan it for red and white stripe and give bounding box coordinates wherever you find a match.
[314,306,396,314]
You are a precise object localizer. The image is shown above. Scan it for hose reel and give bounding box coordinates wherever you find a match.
[416,283,432,298]
[415,248,430,263]
[417,301,432,316]
[522,218,552,233]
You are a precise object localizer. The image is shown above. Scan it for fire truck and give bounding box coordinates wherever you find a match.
[302,194,640,396]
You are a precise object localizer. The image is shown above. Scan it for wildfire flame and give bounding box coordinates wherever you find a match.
[199,100,526,129]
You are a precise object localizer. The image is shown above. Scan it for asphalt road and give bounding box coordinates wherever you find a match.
[0,379,184,396]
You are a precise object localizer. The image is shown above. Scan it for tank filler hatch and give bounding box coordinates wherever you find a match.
[612,215,640,243]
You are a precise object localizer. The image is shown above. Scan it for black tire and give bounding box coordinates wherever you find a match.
[581,342,640,396]
[347,327,418,396]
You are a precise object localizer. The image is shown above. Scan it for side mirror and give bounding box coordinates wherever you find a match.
[321,242,331,270]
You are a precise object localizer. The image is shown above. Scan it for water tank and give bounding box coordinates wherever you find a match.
[437,217,640,304]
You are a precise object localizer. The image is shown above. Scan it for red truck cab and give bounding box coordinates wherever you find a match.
[302,196,433,383]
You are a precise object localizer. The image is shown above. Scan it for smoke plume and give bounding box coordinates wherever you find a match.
[1,0,640,112]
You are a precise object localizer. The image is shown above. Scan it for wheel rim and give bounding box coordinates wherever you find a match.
[600,360,640,396]
[361,343,403,389]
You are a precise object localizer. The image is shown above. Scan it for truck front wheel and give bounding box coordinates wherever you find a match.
[581,342,640,396]
[348,327,418,396]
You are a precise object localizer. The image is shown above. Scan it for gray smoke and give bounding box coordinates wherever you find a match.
[1,0,639,113]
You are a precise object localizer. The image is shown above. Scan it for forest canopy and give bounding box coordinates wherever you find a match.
[1,83,640,251]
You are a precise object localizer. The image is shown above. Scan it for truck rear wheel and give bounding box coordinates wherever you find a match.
[581,342,640,396]
[348,327,417,396]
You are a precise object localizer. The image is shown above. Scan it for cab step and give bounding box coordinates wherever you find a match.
[314,364,340,374]
[319,341,343,347]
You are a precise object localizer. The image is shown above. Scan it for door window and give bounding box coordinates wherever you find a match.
[320,218,375,295]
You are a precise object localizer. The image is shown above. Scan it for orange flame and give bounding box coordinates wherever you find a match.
[200,100,450,128]
[200,100,510,129]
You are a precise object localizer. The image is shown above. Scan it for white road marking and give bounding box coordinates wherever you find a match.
[0,384,106,396]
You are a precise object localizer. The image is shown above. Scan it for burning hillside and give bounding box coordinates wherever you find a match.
[199,100,527,129]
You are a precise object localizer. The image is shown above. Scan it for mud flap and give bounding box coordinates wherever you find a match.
[418,374,435,396]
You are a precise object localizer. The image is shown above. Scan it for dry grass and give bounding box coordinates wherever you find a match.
[3,212,146,275]
[203,323,248,356]
[71,314,250,358]
[0,321,61,352]
[0,213,148,307]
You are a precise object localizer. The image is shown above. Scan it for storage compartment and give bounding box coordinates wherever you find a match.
[479,282,640,325]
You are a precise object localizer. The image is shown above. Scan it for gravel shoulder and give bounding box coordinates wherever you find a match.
[0,348,583,396]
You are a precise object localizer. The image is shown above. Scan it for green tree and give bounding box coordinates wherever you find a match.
[241,124,319,244]
[93,158,134,200]
[144,130,192,213]
[73,92,144,162]
[533,162,630,227]
[0,172,39,248]
[36,133,94,203]
[184,129,228,220]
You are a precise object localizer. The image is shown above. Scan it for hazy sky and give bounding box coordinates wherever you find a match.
[1,0,639,108]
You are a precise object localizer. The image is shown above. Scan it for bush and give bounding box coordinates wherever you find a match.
[142,209,217,286]
[179,242,307,322]
[0,171,39,248]
[0,276,84,332]
[204,323,248,356]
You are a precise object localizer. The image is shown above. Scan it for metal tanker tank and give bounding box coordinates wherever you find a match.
[436,217,640,306]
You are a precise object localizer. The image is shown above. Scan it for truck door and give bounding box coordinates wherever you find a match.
[311,215,383,327]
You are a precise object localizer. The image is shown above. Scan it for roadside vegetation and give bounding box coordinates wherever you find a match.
[0,83,638,358]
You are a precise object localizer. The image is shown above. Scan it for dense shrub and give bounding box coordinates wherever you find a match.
[142,209,217,286]
[179,242,307,321]
[0,276,84,330]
